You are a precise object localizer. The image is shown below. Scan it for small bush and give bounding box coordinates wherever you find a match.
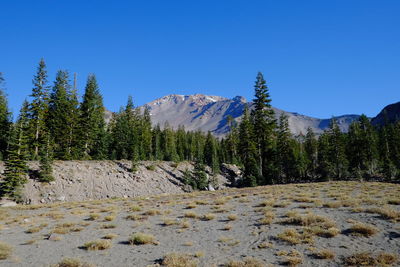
[146,165,156,171]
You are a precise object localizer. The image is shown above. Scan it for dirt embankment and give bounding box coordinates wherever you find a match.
[0,161,240,204]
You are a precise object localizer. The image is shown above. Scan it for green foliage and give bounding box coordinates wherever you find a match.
[183,161,208,190]
[250,72,277,184]
[79,74,107,159]
[0,73,12,160]
[47,70,80,159]
[28,58,50,159]
[204,131,219,174]
[38,132,54,183]
[238,106,259,187]
[0,102,29,201]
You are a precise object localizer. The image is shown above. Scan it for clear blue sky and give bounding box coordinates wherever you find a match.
[1,0,399,118]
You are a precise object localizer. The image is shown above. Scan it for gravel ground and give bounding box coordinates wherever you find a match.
[0,181,399,267]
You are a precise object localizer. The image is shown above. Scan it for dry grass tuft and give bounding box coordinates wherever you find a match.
[257,242,273,249]
[129,233,157,245]
[365,207,400,221]
[143,209,162,216]
[312,249,335,259]
[184,211,197,219]
[51,257,96,267]
[82,240,111,251]
[223,257,266,267]
[162,218,178,226]
[201,213,216,221]
[162,252,198,267]
[0,242,12,260]
[376,252,398,266]
[343,252,376,266]
[276,228,314,245]
[349,222,379,237]
[103,233,118,240]
[223,224,233,231]
[227,214,238,221]
[281,250,303,266]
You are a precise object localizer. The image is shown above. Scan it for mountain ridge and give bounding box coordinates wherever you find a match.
[104,94,398,137]
[139,94,362,136]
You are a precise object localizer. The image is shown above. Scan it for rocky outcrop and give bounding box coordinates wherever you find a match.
[0,161,237,204]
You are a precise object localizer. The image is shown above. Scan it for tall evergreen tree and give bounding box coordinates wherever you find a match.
[79,74,107,159]
[140,107,153,160]
[276,114,296,183]
[304,128,318,180]
[0,73,12,160]
[28,59,50,159]
[0,101,30,201]
[327,119,348,179]
[204,131,219,174]
[225,115,239,164]
[48,70,80,159]
[38,131,54,182]
[250,72,276,184]
[239,106,259,187]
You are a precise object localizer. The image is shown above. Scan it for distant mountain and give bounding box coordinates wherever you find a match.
[140,94,361,137]
[371,101,400,126]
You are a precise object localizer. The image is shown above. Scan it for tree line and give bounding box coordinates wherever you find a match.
[221,73,400,187]
[0,60,399,200]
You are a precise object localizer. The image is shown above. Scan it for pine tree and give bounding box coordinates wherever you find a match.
[152,124,163,160]
[276,114,296,183]
[250,72,276,184]
[48,70,80,159]
[204,131,219,174]
[238,106,259,187]
[38,131,54,182]
[304,128,318,180]
[0,101,29,201]
[327,119,348,179]
[140,107,153,160]
[192,160,208,190]
[225,115,239,164]
[28,59,50,159]
[0,73,12,160]
[162,122,178,161]
[79,74,107,159]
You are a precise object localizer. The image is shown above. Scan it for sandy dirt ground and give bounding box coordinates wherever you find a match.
[0,181,399,267]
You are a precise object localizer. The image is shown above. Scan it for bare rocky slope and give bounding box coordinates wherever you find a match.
[0,161,240,205]
[106,94,399,137]
[139,94,361,137]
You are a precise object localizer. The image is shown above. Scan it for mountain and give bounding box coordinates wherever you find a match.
[141,94,361,137]
[371,101,400,126]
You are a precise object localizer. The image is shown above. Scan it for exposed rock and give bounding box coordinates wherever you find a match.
[138,94,361,137]
[0,201,17,207]
[0,160,238,204]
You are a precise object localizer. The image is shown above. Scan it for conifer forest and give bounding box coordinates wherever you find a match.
[0,60,399,200]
